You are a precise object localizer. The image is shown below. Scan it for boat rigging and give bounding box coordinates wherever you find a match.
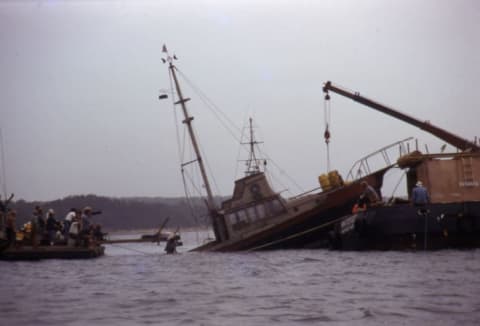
[159,49,394,252]
[160,45,229,242]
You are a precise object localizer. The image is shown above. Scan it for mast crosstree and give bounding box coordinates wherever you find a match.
[242,117,264,176]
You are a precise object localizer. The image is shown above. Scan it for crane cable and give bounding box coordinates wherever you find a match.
[324,92,331,172]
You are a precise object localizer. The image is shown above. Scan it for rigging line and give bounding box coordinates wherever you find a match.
[169,69,184,170]
[181,174,204,240]
[175,69,243,145]
[176,68,242,135]
[265,168,293,197]
[182,171,210,243]
[181,113,221,198]
[181,126,188,163]
[182,168,206,199]
[106,243,154,255]
[246,215,345,251]
[181,169,199,219]
[197,138,221,198]
[388,169,407,204]
[234,118,250,178]
[0,129,7,198]
[257,147,305,194]
[324,97,331,172]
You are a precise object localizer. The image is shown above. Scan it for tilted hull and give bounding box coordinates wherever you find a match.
[194,169,387,251]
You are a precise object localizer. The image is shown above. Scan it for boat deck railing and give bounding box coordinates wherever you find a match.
[345,137,414,181]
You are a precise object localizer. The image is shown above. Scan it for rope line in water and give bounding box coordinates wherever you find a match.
[246,215,345,252]
[107,243,159,255]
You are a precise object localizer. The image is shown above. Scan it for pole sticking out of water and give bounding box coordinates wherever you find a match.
[424,210,428,251]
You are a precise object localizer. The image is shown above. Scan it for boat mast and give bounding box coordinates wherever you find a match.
[163,48,216,212]
[243,117,263,176]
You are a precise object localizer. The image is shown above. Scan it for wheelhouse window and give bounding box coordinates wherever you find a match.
[237,209,247,223]
[247,206,257,221]
[256,204,266,219]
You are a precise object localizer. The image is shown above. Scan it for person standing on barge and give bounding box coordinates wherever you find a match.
[5,210,17,247]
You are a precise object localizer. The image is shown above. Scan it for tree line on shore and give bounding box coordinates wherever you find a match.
[10,194,213,231]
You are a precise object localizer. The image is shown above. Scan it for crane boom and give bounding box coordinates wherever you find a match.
[323,81,479,152]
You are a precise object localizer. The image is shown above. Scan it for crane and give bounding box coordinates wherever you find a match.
[322,81,479,152]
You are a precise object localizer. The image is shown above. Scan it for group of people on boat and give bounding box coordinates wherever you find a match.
[1,203,106,249]
[352,180,430,214]
[31,206,106,247]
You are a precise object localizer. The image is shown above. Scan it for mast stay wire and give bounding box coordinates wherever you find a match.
[0,129,7,198]
[234,115,249,179]
[174,67,306,196]
[386,169,407,205]
[257,147,305,195]
[176,68,243,142]
[252,122,304,195]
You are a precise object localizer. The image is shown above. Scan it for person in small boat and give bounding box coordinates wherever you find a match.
[411,181,430,207]
[63,208,77,238]
[80,206,96,246]
[5,210,17,247]
[46,209,58,245]
[68,214,81,247]
[0,193,14,213]
[31,206,45,247]
[92,224,106,241]
[360,181,381,206]
[81,206,93,231]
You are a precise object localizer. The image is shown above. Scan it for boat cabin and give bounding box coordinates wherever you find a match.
[220,172,287,237]
[400,152,480,203]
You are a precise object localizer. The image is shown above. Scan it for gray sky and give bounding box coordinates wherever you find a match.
[1,0,479,201]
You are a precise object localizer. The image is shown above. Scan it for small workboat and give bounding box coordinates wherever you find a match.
[0,244,105,261]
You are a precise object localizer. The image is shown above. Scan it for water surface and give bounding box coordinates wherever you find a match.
[1,231,479,325]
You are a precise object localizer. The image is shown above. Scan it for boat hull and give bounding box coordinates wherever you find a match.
[0,245,105,261]
[330,202,480,250]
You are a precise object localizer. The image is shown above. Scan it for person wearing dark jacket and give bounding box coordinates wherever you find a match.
[5,210,17,247]
[46,209,58,245]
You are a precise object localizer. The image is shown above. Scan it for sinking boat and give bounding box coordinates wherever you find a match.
[322,81,480,250]
[160,48,393,251]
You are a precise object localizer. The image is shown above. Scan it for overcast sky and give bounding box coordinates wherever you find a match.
[1,0,479,201]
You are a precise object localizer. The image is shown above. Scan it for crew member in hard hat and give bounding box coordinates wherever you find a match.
[411,181,430,206]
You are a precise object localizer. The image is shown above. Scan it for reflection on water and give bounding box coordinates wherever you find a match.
[1,230,479,325]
